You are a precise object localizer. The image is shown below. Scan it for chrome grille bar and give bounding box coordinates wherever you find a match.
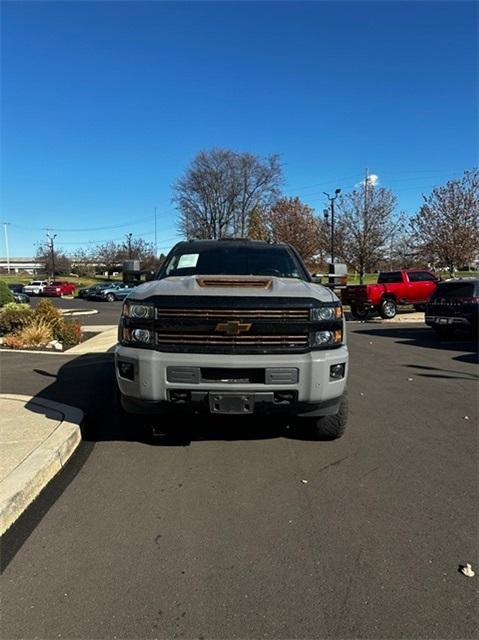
[156,333,309,346]
[156,308,310,320]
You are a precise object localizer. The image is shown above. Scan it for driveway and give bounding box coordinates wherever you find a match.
[29,295,123,326]
[1,324,477,639]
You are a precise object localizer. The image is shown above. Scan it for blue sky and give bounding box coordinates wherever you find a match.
[1,0,477,257]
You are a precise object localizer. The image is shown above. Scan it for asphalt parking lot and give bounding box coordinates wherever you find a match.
[29,294,124,326]
[1,323,478,639]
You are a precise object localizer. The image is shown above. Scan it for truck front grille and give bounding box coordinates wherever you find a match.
[155,306,311,352]
[125,296,338,354]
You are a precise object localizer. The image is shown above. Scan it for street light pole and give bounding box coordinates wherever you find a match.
[323,188,341,284]
[0,222,11,274]
[125,233,133,259]
[46,232,57,280]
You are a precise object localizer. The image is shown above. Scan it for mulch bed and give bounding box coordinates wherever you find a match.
[0,331,98,353]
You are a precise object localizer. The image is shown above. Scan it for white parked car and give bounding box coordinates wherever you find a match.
[23,280,51,295]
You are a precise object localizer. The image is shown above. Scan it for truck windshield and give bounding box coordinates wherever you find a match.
[433,282,476,299]
[161,245,307,280]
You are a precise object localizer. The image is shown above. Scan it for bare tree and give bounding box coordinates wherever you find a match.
[410,169,479,276]
[233,153,282,237]
[119,236,157,269]
[336,180,397,283]
[373,213,427,271]
[35,242,71,276]
[70,247,96,277]
[174,148,282,239]
[94,241,122,279]
[380,230,419,270]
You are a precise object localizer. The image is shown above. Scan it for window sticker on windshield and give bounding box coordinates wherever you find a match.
[177,253,199,268]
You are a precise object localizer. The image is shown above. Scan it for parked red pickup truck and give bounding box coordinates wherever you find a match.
[42,281,77,297]
[342,270,439,319]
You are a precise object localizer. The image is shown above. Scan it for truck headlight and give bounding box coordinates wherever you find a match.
[122,327,153,344]
[123,302,154,319]
[131,329,152,343]
[312,329,342,346]
[311,306,342,321]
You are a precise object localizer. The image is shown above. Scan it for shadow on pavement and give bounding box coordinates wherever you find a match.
[0,440,93,572]
[357,325,478,356]
[2,350,342,567]
[454,352,479,365]
[403,362,479,381]
[31,353,330,446]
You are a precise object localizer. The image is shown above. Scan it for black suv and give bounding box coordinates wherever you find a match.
[77,283,110,299]
[425,278,478,338]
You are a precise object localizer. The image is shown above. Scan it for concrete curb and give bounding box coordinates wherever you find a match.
[0,348,74,356]
[0,395,84,536]
[67,327,117,355]
[347,312,425,324]
[60,309,99,316]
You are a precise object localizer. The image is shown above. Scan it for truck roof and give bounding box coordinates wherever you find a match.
[172,239,288,251]
[379,268,435,273]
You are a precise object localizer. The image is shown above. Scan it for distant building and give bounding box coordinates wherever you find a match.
[0,257,43,274]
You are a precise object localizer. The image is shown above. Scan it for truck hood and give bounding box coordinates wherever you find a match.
[128,276,337,303]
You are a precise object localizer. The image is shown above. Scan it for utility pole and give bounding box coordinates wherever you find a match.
[46,231,57,280]
[0,221,11,274]
[364,167,369,214]
[323,188,341,285]
[154,207,158,258]
[125,233,133,259]
[361,168,369,285]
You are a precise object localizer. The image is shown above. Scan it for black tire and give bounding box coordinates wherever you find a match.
[300,394,348,440]
[350,305,370,320]
[379,298,397,319]
[106,293,116,302]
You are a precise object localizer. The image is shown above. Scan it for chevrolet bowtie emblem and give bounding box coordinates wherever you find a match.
[215,321,252,335]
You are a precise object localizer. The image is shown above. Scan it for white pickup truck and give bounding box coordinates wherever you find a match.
[23,280,51,295]
[115,239,349,439]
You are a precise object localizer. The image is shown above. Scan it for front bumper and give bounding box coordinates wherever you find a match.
[115,345,348,414]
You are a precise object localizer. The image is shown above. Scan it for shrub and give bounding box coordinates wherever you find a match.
[54,319,82,348]
[3,302,30,312]
[0,304,34,335]
[34,299,62,331]
[3,334,26,349]
[18,318,53,346]
[0,281,14,307]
